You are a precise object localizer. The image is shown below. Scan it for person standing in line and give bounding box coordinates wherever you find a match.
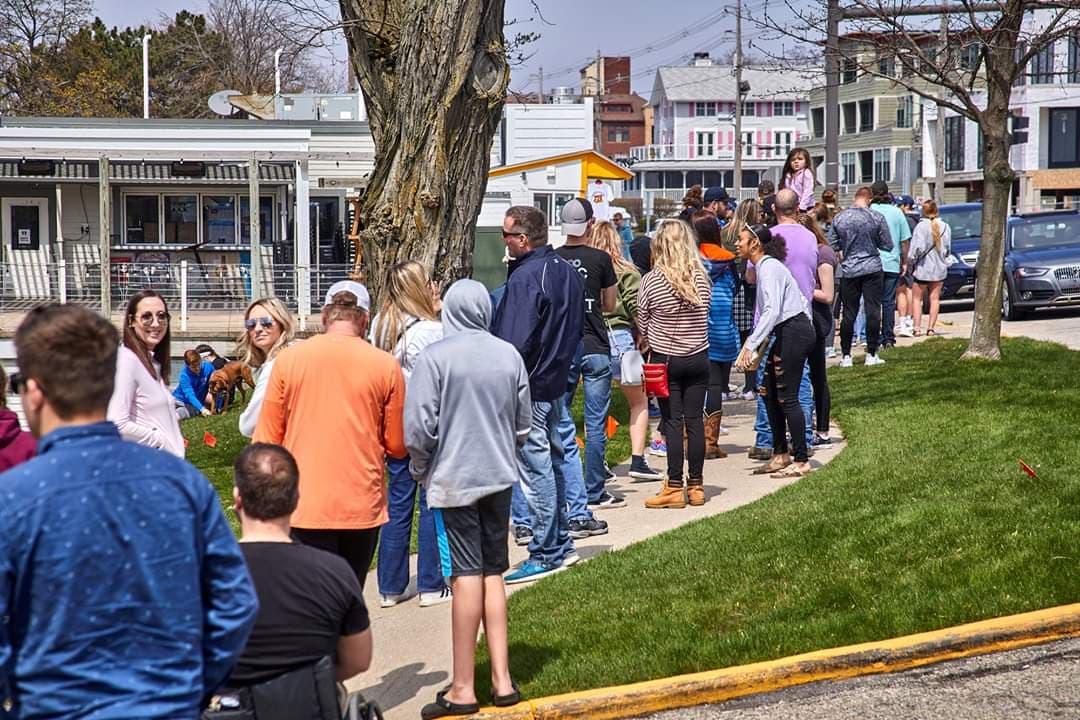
[108,289,185,456]
[0,365,34,471]
[869,180,912,347]
[1,304,257,718]
[613,212,634,258]
[758,180,778,226]
[828,187,893,367]
[703,186,735,224]
[589,221,663,481]
[254,282,406,590]
[557,200,624,529]
[173,348,215,419]
[782,148,817,212]
[370,260,452,609]
[735,225,815,478]
[895,195,921,337]
[908,200,953,336]
[237,298,297,438]
[492,206,584,584]
[691,209,738,459]
[406,280,529,718]
[798,213,838,450]
[748,189,816,461]
[721,199,763,402]
[638,220,711,509]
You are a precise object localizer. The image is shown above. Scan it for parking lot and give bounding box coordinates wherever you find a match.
[939,300,1080,350]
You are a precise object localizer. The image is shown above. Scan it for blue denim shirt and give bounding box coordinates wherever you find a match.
[0,422,258,719]
[492,245,584,402]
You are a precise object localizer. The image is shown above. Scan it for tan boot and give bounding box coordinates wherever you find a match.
[704,413,727,459]
[687,482,706,506]
[645,482,687,509]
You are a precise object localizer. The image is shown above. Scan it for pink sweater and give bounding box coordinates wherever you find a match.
[107,346,186,457]
[785,168,815,211]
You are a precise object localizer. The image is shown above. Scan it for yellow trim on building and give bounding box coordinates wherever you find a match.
[489,149,634,197]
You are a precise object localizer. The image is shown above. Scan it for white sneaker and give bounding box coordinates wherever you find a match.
[865,353,886,366]
[896,326,915,338]
[418,587,453,607]
[739,390,756,401]
[825,346,837,359]
[839,355,853,368]
[380,590,416,608]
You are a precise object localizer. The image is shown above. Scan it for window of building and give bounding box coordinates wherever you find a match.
[1048,108,1080,168]
[695,101,717,117]
[124,195,159,244]
[878,55,895,77]
[606,103,632,113]
[960,43,982,71]
[164,195,198,245]
[1031,42,1055,84]
[1014,43,1027,86]
[859,150,874,183]
[607,125,631,142]
[533,192,576,222]
[945,115,965,171]
[202,195,237,246]
[874,148,891,182]
[773,101,794,116]
[774,131,793,158]
[841,151,857,185]
[842,102,857,134]
[896,95,913,129]
[742,131,754,158]
[741,101,756,117]
[812,107,825,138]
[859,99,874,132]
[696,131,716,158]
[1070,33,1080,83]
[240,196,275,245]
[841,57,857,84]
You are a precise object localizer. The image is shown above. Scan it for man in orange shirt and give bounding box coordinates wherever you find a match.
[254,280,406,588]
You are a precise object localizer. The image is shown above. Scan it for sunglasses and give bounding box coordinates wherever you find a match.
[245,317,275,331]
[501,230,528,239]
[8,371,25,395]
[137,311,170,326]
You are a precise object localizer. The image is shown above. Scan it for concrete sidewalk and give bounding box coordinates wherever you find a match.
[345,396,847,720]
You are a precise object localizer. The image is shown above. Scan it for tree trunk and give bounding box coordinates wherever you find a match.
[338,0,509,304]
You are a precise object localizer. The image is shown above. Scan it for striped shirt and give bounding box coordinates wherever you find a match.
[638,270,711,356]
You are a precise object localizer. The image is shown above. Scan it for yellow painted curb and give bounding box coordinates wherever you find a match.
[468,603,1080,719]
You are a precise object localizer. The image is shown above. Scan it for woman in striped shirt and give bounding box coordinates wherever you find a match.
[638,220,712,509]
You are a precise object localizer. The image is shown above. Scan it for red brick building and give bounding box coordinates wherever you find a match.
[581,56,647,161]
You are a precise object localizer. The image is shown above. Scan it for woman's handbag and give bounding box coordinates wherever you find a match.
[620,348,645,386]
[741,337,770,372]
[642,356,669,398]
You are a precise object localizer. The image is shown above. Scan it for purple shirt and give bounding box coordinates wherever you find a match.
[770,223,818,305]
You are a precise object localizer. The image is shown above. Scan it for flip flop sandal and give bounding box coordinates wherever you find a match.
[492,681,522,707]
[420,690,480,719]
[751,460,791,475]
[770,465,810,479]
[927,329,936,336]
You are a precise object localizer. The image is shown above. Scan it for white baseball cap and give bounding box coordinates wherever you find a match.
[324,280,371,311]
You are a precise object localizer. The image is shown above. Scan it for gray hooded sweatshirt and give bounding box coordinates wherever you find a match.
[405,279,532,508]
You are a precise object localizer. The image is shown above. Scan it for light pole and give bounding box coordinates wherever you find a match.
[142,34,151,119]
[274,48,283,96]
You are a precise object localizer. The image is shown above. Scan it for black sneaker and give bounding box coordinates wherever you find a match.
[628,455,663,481]
[588,491,627,509]
[812,435,834,449]
[513,525,532,546]
[568,517,609,538]
[603,463,616,481]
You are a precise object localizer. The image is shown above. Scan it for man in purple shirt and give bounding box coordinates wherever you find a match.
[750,189,815,458]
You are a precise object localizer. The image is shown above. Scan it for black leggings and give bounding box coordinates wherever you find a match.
[292,527,380,590]
[706,360,731,415]
[840,272,883,356]
[809,303,833,434]
[652,350,709,486]
[738,329,756,393]
[765,315,815,463]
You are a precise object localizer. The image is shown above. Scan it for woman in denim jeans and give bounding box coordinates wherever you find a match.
[588,222,662,481]
[370,261,451,608]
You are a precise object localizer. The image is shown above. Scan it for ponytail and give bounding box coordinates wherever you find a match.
[931,219,942,252]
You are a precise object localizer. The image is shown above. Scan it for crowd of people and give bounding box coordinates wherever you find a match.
[0,146,957,720]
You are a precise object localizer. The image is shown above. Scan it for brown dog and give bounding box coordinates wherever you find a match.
[208,361,255,414]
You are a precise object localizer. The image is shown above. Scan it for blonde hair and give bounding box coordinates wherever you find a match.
[721,198,762,249]
[373,261,439,354]
[236,297,296,368]
[922,200,943,251]
[651,221,707,305]
[588,221,637,273]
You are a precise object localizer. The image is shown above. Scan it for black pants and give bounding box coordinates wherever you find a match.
[840,272,883,356]
[738,329,755,393]
[706,360,731,415]
[809,302,833,434]
[291,527,380,590]
[765,315,815,463]
[652,350,709,486]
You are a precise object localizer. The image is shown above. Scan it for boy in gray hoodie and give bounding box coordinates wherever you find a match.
[405,279,530,717]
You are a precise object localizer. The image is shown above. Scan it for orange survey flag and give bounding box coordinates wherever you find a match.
[606,416,620,438]
[203,431,218,448]
[1018,459,1038,478]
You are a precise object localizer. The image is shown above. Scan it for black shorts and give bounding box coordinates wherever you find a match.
[433,488,512,577]
[900,273,914,288]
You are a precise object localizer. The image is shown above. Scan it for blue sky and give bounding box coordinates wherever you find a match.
[91,0,786,96]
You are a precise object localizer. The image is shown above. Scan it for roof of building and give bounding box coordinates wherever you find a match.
[0,115,370,136]
[650,64,819,104]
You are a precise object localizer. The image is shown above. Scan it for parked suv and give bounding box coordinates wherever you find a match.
[1002,210,1080,320]
[939,203,983,300]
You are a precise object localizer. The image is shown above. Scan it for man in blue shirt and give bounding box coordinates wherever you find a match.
[173,348,216,418]
[492,205,584,584]
[0,304,258,719]
[870,180,912,349]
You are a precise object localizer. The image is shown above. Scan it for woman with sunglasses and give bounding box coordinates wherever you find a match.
[107,289,185,456]
[237,298,296,438]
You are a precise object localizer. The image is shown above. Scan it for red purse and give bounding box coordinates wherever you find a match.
[643,359,669,398]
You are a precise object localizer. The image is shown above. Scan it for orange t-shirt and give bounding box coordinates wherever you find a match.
[253,333,406,529]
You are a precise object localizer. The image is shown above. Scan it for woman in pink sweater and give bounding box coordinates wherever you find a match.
[782,148,817,212]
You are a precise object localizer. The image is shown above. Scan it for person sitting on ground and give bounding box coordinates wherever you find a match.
[174,348,215,419]
[196,343,228,371]
[226,443,372,690]
[238,298,297,438]
[0,365,34,471]
[406,279,529,718]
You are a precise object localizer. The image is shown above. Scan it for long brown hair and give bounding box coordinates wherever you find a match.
[123,289,172,384]
[797,212,829,247]
[782,147,816,187]
[922,200,944,251]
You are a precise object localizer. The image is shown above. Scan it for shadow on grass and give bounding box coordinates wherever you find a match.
[475,643,562,703]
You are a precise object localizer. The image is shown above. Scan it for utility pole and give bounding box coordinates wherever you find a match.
[142,34,151,119]
[825,0,840,190]
[934,11,948,203]
[734,0,743,198]
[538,66,544,102]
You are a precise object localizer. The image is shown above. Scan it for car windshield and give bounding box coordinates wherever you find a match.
[938,208,982,239]
[1010,215,1080,250]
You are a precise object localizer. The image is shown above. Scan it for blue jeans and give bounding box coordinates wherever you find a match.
[376,456,446,595]
[558,400,593,522]
[754,353,813,450]
[855,298,867,344]
[881,272,899,345]
[562,345,611,506]
[516,400,575,566]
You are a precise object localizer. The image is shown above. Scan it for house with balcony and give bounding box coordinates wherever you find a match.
[625,54,814,216]
[923,23,1080,211]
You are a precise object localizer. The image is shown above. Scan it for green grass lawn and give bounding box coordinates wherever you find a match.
[475,337,1080,699]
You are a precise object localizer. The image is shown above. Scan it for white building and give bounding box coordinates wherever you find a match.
[626,54,815,214]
